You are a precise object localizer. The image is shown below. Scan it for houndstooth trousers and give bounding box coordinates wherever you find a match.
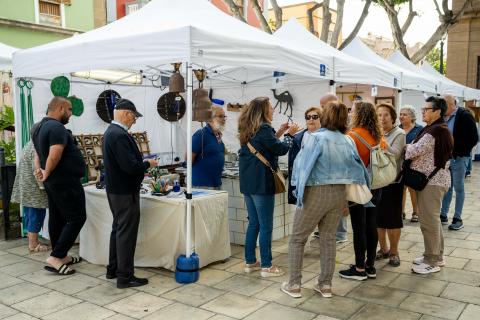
[288,185,345,287]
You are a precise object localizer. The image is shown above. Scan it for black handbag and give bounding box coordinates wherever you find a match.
[400,160,441,191]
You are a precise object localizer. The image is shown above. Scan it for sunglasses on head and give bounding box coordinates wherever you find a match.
[305,114,319,120]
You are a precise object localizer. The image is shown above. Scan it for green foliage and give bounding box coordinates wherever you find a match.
[0,138,16,163]
[0,106,15,131]
[425,47,446,75]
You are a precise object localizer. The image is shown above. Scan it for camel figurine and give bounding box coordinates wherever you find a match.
[271,89,293,119]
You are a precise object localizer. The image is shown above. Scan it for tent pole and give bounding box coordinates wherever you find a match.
[186,61,193,258]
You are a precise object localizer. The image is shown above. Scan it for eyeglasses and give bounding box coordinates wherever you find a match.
[421,107,434,113]
[305,114,319,120]
[215,115,227,119]
[127,110,139,119]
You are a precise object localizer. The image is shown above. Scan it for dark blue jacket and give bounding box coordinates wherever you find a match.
[287,129,307,204]
[239,123,290,195]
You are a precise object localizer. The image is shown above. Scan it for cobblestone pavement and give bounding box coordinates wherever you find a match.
[1,165,480,320]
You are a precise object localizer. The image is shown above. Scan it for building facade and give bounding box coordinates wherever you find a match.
[0,0,105,49]
[447,0,480,89]
[112,0,267,28]
[268,1,338,42]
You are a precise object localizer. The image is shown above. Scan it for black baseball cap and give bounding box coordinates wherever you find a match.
[115,99,143,117]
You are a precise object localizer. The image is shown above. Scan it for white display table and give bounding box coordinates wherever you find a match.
[79,186,231,271]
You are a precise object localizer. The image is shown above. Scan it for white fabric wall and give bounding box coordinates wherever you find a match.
[23,76,329,163]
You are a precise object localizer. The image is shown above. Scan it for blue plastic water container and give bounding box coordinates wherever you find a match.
[175,253,199,284]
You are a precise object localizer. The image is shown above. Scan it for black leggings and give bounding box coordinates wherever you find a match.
[349,189,381,269]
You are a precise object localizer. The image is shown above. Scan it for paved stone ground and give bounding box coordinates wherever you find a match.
[1,165,480,320]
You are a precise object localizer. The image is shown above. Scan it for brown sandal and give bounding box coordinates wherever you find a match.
[29,243,50,253]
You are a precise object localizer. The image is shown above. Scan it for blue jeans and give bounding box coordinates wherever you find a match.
[336,217,347,240]
[441,157,469,221]
[244,194,274,268]
[23,207,47,233]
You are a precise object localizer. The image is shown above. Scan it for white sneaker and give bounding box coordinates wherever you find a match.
[280,282,302,298]
[413,256,445,267]
[261,265,285,278]
[313,284,333,298]
[411,262,441,274]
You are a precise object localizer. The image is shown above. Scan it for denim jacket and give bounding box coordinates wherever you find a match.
[291,128,370,208]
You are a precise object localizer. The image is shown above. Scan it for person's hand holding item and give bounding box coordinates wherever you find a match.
[277,122,290,136]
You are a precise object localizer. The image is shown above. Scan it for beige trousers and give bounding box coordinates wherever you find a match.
[416,185,448,266]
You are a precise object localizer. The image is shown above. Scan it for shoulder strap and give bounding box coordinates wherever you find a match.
[351,131,374,151]
[247,142,275,173]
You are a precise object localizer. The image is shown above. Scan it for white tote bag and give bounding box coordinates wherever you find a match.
[345,184,372,205]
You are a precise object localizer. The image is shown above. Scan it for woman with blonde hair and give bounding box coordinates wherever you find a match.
[339,101,386,281]
[238,97,300,277]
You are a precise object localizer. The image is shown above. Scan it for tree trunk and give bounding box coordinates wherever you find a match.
[251,0,272,34]
[338,0,371,50]
[270,0,283,29]
[224,0,246,23]
[401,0,417,35]
[410,0,473,64]
[307,2,323,35]
[379,0,410,59]
[320,0,331,42]
[330,0,345,48]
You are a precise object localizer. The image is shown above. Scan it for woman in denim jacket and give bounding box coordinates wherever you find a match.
[238,97,300,278]
[281,101,369,299]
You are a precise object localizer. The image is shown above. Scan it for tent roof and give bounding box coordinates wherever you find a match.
[388,51,440,93]
[420,62,480,100]
[274,19,399,88]
[0,41,17,71]
[13,0,324,80]
[343,38,437,93]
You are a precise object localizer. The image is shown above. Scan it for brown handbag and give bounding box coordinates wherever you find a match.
[247,142,286,194]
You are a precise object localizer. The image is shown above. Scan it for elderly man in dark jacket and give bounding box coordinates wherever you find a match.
[103,99,157,288]
[440,95,479,230]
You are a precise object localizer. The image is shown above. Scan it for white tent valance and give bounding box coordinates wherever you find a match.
[274,19,399,89]
[343,38,438,94]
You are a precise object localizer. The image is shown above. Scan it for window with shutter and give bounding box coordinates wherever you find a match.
[39,0,61,26]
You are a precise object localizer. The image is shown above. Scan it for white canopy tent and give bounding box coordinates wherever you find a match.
[0,42,17,72]
[12,0,338,259]
[274,19,399,89]
[420,62,480,101]
[343,38,438,94]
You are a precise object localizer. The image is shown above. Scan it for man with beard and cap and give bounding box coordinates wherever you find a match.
[103,99,157,288]
[191,106,226,189]
[33,96,87,275]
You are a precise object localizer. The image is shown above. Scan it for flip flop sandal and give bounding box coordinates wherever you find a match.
[29,243,50,253]
[44,264,75,275]
[411,214,419,223]
[66,256,82,266]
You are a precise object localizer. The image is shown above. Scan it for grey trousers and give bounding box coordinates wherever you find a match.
[416,185,448,266]
[288,185,345,287]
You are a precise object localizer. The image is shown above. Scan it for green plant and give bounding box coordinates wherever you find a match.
[0,106,15,131]
[0,138,16,163]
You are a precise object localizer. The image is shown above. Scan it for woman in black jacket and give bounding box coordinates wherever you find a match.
[238,97,299,278]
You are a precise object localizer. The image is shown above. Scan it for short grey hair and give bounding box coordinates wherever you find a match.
[400,105,416,123]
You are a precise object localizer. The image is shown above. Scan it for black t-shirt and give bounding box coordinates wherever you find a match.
[32,117,86,183]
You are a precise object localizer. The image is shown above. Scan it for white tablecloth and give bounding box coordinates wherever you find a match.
[79,186,231,271]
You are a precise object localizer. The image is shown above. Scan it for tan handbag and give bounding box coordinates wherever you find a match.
[247,142,286,194]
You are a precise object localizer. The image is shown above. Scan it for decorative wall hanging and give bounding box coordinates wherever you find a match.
[227,103,246,112]
[271,89,293,119]
[68,95,84,116]
[17,78,34,147]
[96,89,121,123]
[192,69,212,122]
[157,92,186,122]
[50,76,70,97]
[74,131,150,181]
